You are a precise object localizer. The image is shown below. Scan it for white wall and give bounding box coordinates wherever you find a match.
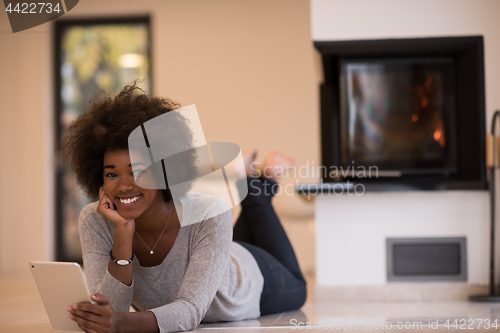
[312,0,500,286]
[316,192,489,286]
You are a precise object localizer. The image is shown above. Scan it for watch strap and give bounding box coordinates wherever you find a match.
[110,250,134,266]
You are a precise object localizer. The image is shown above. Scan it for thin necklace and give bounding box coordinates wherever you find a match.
[135,202,172,255]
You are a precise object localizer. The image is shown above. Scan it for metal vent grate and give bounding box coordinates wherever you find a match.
[387,237,467,282]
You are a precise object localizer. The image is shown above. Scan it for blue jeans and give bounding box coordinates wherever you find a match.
[233,177,307,315]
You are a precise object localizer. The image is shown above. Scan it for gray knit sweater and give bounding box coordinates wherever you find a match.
[78,195,264,333]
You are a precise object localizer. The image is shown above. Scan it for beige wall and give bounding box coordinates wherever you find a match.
[0,0,318,274]
[0,18,54,275]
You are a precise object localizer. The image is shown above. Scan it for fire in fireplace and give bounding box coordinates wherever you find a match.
[315,36,486,190]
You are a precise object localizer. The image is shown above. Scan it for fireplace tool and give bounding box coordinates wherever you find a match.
[469,110,500,302]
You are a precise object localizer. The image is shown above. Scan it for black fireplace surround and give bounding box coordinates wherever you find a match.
[315,36,486,190]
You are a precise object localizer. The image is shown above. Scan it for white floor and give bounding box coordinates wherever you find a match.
[3,276,500,332]
[197,302,500,332]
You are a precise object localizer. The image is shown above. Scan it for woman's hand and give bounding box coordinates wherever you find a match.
[97,187,134,231]
[68,294,123,333]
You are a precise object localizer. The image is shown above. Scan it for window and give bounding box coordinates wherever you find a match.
[55,17,151,262]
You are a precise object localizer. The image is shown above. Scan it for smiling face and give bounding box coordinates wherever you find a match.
[102,149,164,220]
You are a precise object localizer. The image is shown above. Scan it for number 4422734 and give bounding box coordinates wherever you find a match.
[444,319,499,330]
[5,2,61,14]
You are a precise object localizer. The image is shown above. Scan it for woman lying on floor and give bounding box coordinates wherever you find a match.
[62,83,307,333]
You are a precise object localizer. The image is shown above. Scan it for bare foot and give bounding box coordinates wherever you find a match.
[242,148,258,176]
[261,151,294,181]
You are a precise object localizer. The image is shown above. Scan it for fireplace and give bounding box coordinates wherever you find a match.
[315,36,486,190]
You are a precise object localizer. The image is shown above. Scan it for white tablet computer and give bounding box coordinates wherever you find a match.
[29,261,93,331]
